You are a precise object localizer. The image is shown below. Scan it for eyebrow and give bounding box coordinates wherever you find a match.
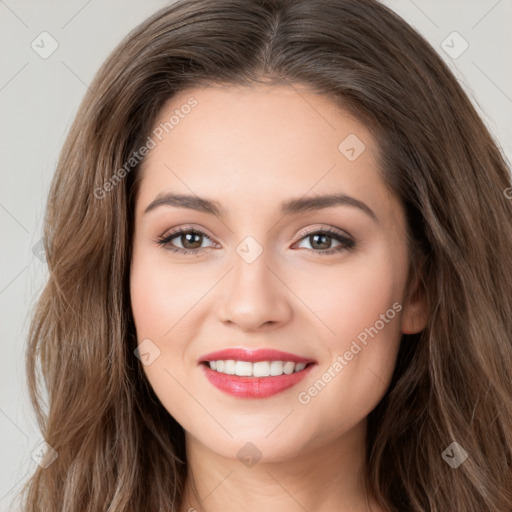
[144,192,377,222]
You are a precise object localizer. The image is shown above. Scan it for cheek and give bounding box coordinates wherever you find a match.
[130,259,170,339]
[129,245,208,377]
[130,245,195,339]
[129,248,194,413]
[294,250,404,413]
[297,250,403,351]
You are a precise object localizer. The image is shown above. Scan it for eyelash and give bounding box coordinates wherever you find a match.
[154,225,355,256]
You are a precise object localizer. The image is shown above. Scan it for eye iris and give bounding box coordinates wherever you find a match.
[182,232,202,249]
[310,233,331,250]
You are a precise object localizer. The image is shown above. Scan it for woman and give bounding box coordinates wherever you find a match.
[17,0,512,511]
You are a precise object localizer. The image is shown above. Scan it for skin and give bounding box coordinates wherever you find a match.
[130,83,429,512]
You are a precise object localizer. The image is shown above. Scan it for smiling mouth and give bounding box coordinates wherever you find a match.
[199,359,316,399]
[200,360,316,377]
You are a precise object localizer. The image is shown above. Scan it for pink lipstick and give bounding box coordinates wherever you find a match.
[198,348,316,399]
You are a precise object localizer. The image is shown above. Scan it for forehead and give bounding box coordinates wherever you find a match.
[136,84,401,226]
[146,83,376,160]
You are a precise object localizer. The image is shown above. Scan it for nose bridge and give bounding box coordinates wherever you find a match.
[232,239,272,291]
[216,236,292,330]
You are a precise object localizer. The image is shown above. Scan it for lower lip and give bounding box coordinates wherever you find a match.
[200,363,316,398]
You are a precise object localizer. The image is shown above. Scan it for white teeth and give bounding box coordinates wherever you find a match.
[207,360,309,377]
[235,361,253,376]
[224,360,236,375]
[253,361,270,377]
[283,361,295,374]
[269,360,283,376]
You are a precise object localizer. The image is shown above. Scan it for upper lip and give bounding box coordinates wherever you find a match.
[199,348,316,364]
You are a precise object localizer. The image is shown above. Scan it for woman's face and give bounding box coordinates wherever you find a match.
[130,84,427,461]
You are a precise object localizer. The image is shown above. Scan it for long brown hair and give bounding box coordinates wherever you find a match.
[16,0,512,511]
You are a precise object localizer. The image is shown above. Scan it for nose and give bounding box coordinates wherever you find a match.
[216,249,293,332]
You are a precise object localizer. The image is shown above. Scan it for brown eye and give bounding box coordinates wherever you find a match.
[155,228,216,254]
[294,228,355,255]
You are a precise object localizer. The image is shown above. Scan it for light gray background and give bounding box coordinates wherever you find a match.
[1,1,511,510]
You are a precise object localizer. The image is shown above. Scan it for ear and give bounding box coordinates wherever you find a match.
[400,273,429,335]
